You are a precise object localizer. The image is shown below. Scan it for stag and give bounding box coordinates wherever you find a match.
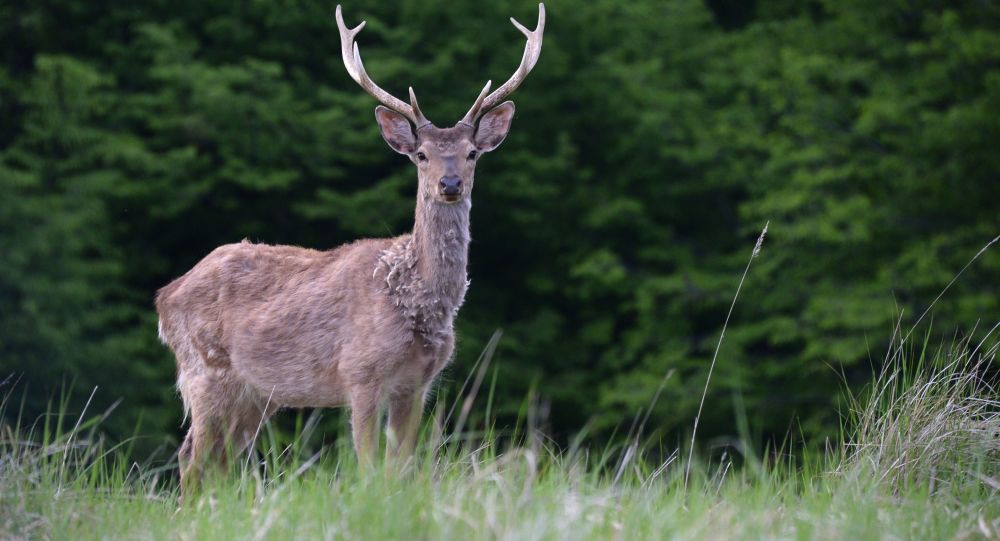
[155,4,545,490]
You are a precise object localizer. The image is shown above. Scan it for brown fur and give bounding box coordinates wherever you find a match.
[156,104,517,492]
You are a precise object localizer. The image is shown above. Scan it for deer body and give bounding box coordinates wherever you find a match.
[157,197,468,472]
[157,4,544,491]
[160,167,471,409]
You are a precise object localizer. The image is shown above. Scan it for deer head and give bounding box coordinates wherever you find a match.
[335,4,545,204]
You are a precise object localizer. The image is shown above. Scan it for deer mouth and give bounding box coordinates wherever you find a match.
[441,194,462,203]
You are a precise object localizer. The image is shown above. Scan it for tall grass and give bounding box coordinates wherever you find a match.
[2,325,997,540]
[841,326,1000,494]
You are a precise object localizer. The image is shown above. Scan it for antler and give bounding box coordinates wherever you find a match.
[461,3,546,126]
[335,5,432,129]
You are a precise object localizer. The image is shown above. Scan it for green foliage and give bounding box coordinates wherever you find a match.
[0,0,998,450]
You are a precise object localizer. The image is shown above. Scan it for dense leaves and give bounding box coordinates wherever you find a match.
[1,0,997,451]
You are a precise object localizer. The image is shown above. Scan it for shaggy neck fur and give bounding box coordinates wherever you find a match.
[377,193,471,349]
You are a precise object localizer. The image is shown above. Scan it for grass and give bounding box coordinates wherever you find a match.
[1,329,996,540]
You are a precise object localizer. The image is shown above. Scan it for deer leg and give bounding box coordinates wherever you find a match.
[178,377,272,497]
[230,396,273,449]
[177,429,195,494]
[178,416,221,497]
[178,429,194,466]
[386,387,425,465]
[180,411,270,498]
[349,387,380,468]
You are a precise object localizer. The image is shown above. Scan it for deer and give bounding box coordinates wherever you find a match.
[155,4,545,491]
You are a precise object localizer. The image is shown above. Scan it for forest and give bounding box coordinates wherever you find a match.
[1,0,998,456]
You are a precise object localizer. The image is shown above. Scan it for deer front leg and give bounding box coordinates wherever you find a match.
[386,387,425,465]
[349,387,380,469]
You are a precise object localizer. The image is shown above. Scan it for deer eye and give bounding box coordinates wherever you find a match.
[467,150,478,161]
[416,152,427,162]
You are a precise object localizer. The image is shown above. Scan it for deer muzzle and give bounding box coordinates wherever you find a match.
[439,176,463,197]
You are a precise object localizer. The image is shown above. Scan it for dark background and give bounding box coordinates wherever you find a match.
[1,0,998,456]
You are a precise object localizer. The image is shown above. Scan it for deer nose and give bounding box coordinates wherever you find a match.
[439,176,462,195]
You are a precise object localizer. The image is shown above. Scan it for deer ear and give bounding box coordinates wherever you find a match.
[474,101,515,152]
[374,106,417,155]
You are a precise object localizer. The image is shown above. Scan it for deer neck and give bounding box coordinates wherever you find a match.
[411,195,471,300]
[376,193,471,349]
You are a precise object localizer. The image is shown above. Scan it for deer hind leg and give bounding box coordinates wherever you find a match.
[178,412,217,496]
[178,373,275,496]
[220,395,278,467]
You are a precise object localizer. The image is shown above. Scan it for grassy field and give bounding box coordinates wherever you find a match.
[1,329,997,541]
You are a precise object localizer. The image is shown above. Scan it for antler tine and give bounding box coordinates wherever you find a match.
[407,87,431,129]
[470,3,546,121]
[459,80,493,126]
[336,5,432,128]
